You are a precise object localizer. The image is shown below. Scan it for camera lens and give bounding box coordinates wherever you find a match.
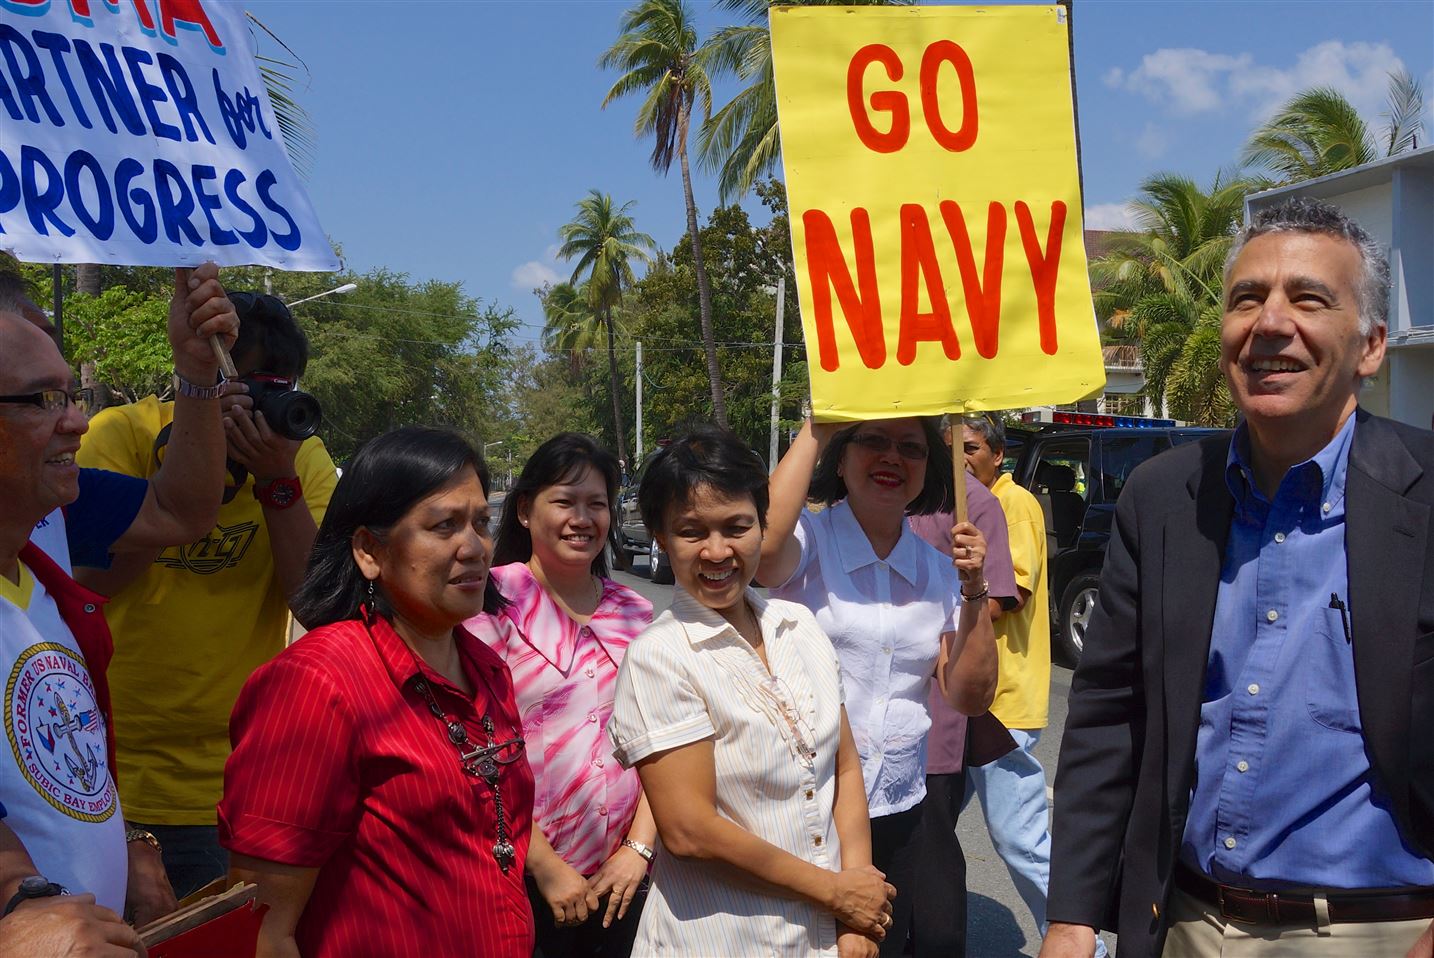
[260,390,323,441]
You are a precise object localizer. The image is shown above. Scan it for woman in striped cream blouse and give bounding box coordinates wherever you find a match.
[608,428,895,958]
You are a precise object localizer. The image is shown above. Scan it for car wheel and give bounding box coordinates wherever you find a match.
[651,539,674,585]
[608,531,631,572]
[1056,572,1101,667]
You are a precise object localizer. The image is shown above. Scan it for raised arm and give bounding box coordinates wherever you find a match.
[636,737,893,939]
[935,521,998,714]
[108,264,236,552]
[758,420,842,588]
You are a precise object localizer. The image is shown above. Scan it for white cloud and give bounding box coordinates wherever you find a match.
[1231,40,1407,120]
[1135,122,1168,159]
[1110,40,1409,121]
[1083,202,1139,231]
[1117,48,1251,114]
[511,260,561,291]
[511,243,567,292]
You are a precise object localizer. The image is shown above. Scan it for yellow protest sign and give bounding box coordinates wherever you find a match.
[772,5,1105,420]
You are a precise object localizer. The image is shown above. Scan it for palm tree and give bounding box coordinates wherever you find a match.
[1242,69,1425,184]
[557,191,655,465]
[1090,171,1253,423]
[541,281,605,371]
[699,0,911,203]
[600,0,728,426]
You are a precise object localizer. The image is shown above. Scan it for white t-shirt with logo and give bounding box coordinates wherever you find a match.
[0,562,126,911]
[29,510,71,573]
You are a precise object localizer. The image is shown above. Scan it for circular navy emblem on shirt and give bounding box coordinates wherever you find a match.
[5,643,117,823]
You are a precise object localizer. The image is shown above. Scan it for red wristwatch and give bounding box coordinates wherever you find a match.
[253,475,302,510]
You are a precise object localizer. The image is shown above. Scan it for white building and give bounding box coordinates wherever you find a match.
[1245,146,1434,429]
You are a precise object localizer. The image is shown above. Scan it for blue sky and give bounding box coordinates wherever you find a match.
[244,0,1434,346]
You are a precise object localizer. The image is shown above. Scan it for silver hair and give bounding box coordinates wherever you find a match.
[960,414,1005,455]
[1223,196,1389,335]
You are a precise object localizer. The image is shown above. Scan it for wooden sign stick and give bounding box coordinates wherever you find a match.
[952,436,968,528]
[210,336,238,380]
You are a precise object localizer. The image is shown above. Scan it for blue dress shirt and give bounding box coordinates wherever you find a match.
[1181,415,1434,889]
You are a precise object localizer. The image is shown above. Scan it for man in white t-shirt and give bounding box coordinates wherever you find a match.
[0,266,236,939]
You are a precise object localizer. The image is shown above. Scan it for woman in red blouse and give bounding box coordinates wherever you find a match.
[219,427,535,958]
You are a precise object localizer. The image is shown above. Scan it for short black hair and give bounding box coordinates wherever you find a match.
[292,426,502,629]
[808,417,952,516]
[229,291,310,379]
[638,427,769,536]
[493,432,620,577]
[962,414,1006,456]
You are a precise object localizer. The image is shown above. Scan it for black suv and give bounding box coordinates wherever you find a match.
[1007,424,1227,665]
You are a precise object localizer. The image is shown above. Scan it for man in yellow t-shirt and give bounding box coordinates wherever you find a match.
[960,416,1093,954]
[75,293,337,897]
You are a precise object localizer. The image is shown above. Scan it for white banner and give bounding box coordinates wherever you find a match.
[0,0,338,271]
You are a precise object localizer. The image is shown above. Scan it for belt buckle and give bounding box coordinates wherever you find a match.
[1217,886,1280,925]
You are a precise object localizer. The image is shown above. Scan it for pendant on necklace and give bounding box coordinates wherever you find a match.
[494,839,516,871]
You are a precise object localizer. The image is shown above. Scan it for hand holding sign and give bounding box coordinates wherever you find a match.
[170,262,238,384]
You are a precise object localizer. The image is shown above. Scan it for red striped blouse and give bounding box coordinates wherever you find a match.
[218,616,535,958]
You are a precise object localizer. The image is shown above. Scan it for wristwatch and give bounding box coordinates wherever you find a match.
[253,475,302,510]
[173,369,227,401]
[622,839,655,863]
[125,826,163,854]
[4,876,65,917]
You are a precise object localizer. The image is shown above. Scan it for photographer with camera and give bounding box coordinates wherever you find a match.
[74,291,338,899]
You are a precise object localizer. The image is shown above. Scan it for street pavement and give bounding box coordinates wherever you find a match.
[609,557,1118,958]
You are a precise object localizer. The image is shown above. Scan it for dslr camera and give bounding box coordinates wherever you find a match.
[239,373,323,441]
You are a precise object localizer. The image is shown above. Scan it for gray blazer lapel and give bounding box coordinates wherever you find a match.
[1163,441,1235,802]
[1347,411,1427,824]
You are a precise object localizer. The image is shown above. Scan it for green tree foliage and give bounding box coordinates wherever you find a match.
[5,257,516,463]
[1089,172,1253,424]
[601,0,728,426]
[624,181,806,461]
[1242,69,1426,184]
[558,191,655,464]
[700,0,911,203]
[62,288,172,403]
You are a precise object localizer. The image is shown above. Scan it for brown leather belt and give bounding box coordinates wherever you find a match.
[1176,865,1434,925]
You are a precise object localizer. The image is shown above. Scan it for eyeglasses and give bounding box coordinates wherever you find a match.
[0,388,94,414]
[850,432,928,461]
[758,674,817,770]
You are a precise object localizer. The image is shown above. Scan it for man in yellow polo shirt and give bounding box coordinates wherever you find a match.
[75,293,336,897]
[961,416,1100,955]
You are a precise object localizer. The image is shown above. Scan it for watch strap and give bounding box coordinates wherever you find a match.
[622,838,655,863]
[4,877,64,917]
[253,475,302,510]
[174,369,227,401]
[125,827,163,854]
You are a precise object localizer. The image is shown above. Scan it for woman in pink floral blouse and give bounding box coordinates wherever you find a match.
[469,433,655,958]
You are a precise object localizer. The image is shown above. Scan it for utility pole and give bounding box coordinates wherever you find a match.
[635,340,644,464]
[51,264,64,354]
[768,275,786,472]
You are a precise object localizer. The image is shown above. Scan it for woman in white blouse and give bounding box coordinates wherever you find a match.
[608,428,895,958]
[757,418,997,957]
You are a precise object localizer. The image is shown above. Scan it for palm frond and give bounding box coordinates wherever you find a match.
[1381,68,1426,156]
[246,12,315,178]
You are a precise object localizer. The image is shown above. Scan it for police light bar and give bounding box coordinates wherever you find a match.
[1020,411,1177,428]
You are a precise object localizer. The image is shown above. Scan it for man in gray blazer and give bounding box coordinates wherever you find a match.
[1041,197,1434,958]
